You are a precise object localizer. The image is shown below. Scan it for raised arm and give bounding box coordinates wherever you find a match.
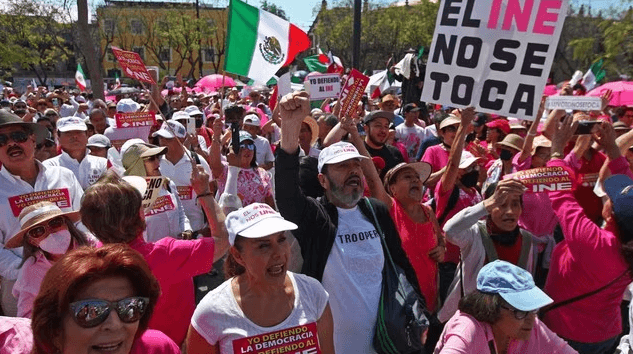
[518,100,545,163]
[439,108,475,193]
[209,118,225,179]
[191,165,229,262]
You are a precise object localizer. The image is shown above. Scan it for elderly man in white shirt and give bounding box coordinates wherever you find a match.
[0,110,84,316]
[42,117,108,190]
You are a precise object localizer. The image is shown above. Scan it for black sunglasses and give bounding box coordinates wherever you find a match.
[69,296,149,328]
[500,305,537,320]
[37,140,56,150]
[239,142,255,150]
[0,131,30,147]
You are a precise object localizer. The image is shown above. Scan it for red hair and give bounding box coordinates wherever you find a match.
[31,244,160,354]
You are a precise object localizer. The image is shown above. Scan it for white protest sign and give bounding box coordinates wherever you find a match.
[421,0,568,120]
[305,73,341,101]
[142,176,165,211]
[545,96,602,111]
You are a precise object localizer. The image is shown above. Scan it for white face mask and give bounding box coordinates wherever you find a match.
[39,230,72,255]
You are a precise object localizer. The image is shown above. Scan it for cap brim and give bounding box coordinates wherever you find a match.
[497,142,522,152]
[5,210,81,249]
[58,126,88,133]
[459,157,481,169]
[139,146,167,158]
[605,174,633,202]
[152,129,174,139]
[122,176,148,196]
[499,286,553,311]
[323,153,370,169]
[87,144,108,148]
[388,162,432,184]
[239,217,298,239]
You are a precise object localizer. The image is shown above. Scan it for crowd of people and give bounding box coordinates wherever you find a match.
[0,73,633,354]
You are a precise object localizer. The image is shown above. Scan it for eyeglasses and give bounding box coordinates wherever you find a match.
[500,305,537,320]
[26,216,65,240]
[36,140,56,149]
[239,142,255,150]
[0,131,30,147]
[69,296,149,328]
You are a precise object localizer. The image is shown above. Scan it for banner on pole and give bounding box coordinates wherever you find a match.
[338,69,369,118]
[421,0,568,120]
[111,47,156,84]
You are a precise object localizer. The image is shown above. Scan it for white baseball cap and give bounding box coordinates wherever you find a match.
[116,98,140,113]
[243,114,261,127]
[225,203,297,245]
[318,142,369,173]
[57,117,88,132]
[87,134,111,148]
[459,151,481,170]
[184,105,204,117]
[152,120,187,139]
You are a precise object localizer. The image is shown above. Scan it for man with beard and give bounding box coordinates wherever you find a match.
[0,110,84,316]
[275,91,421,354]
[363,110,404,178]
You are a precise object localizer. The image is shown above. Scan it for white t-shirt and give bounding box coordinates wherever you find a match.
[252,135,274,167]
[191,272,329,354]
[321,206,384,354]
[395,124,428,161]
[144,180,192,242]
[43,150,108,190]
[159,153,212,231]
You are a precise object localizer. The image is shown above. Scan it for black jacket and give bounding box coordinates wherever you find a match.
[275,148,422,296]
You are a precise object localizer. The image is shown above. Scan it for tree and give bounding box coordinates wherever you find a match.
[311,1,439,71]
[77,0,104,99]
[260,1,288,20]
[0,0,73,84]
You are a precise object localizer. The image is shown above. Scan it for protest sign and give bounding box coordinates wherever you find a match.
[545,96,602,111]
[338,69,369,118]
[421,0,568,120]
[111,47,156,84]
[305,73,341,101]
[504,166,575,193]
[115,112,156,128]
[142,177,165,210]
[145,195,176,216]
[231,322,321,354]
[104,125,153,152]
[9,189,72,217]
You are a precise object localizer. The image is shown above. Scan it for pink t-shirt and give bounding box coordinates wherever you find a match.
[390,199,438,312]
[513,154,558,239]
[434,310,577,354]
[435,180,482,264]
[129,236,214,346]
[12,252,52,318]
[216,162,273,207]
[543,157,633,343]
[422,144,450,174]
[0,316,32,354]
[130,329,181,354]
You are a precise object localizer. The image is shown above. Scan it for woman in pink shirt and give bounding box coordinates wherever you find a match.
[80,169,230,346]
[435,260,576,354]
[5,201,90,318]
[544,116,633,353]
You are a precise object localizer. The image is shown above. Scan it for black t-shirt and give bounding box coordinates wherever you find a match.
[364,142,404,179]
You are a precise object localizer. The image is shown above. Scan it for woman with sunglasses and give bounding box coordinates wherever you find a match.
[120,139,192,242]
[5,201,91,318]
[435,260,576,353]
[210,120,275,208]
[31,244,180,354]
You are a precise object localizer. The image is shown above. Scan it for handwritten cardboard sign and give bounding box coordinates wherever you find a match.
[421,0,568,120]
[305,73,341,101]
[115,112,157,128]
[231,322,320,354]
[545,96,602,111]
[9,189,72,216]
[504,166,575,193]
[338,69,369,118]
[142,177,165,210]
[111,47,156,84]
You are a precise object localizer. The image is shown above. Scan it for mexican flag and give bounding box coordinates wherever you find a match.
[583,59,606,91]
[224,0,310,84]
[114,72,121,89]
[75,64,87,91]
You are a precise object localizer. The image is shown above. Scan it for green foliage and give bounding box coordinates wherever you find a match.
[0,0,72,82]
[260,0,288,20]
[311,1,439,71]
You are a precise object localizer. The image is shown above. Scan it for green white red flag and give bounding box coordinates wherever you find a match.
[75,64,87,91]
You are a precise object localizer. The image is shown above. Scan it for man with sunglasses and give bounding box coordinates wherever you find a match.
[42,117,108,190]
[0,110,84,317]
[153,120,212,234]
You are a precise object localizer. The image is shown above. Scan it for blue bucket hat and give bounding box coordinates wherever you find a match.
[477,260,553,311]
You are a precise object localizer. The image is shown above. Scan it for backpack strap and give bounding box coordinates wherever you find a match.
[477,221,499,262]
[517,230,533,270]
